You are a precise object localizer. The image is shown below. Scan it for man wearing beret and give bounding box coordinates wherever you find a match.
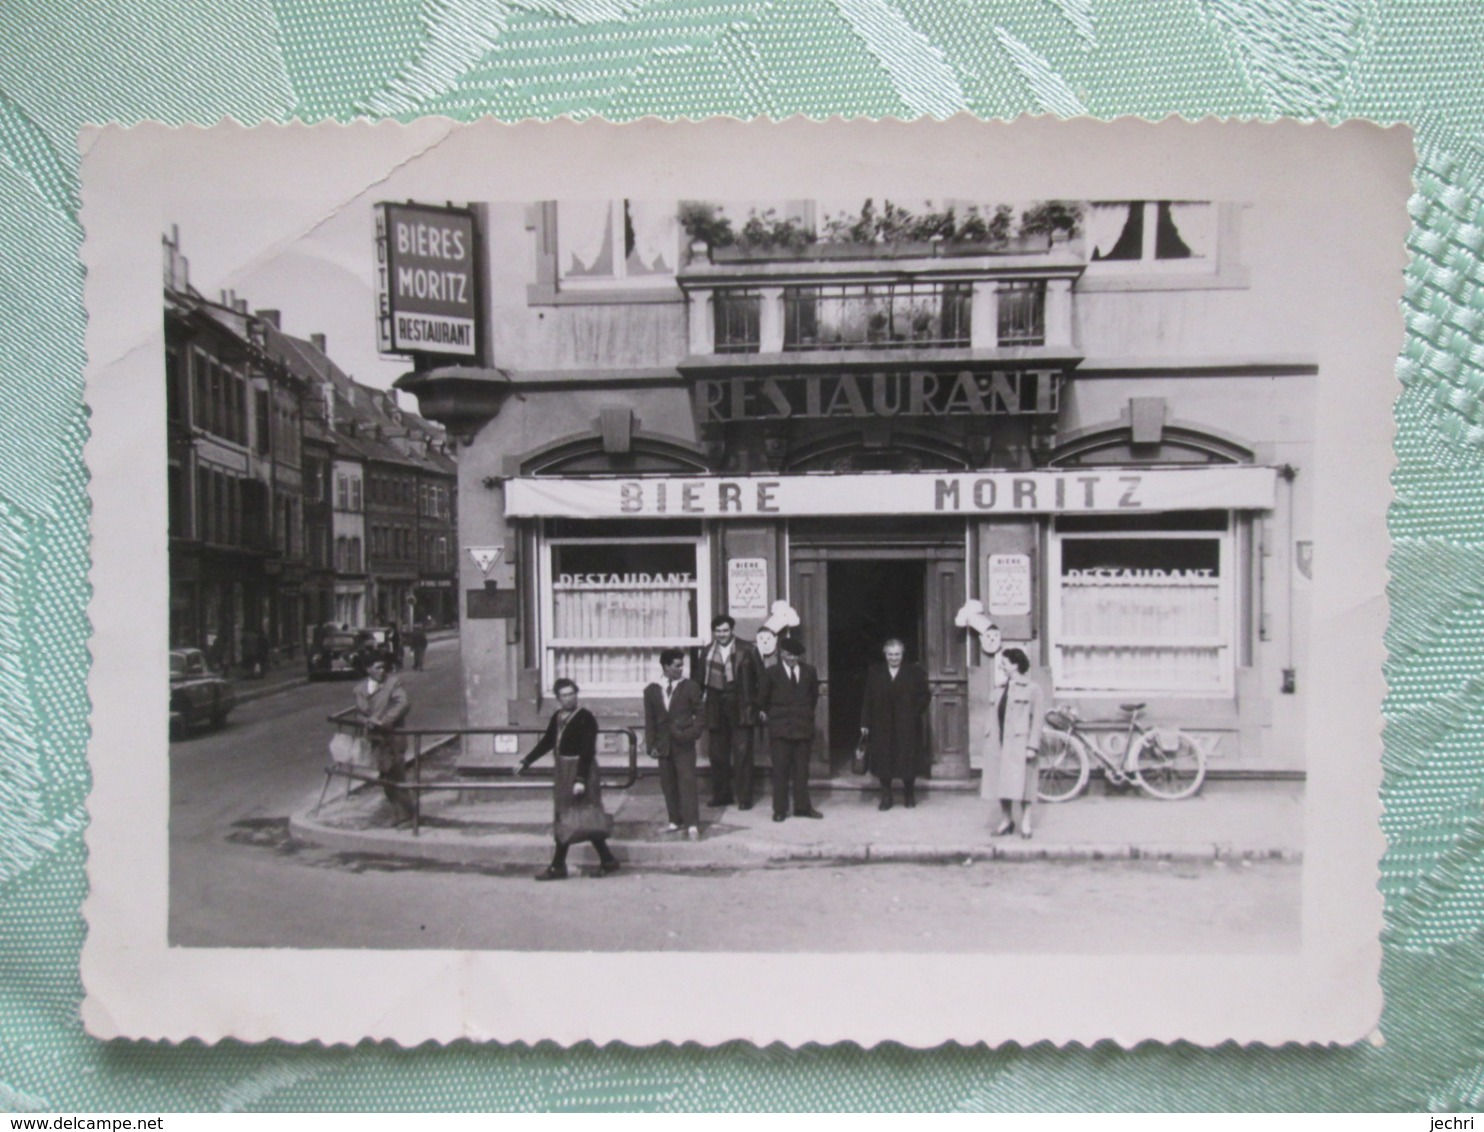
[756,634,823,822]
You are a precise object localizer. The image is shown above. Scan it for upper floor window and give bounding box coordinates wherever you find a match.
[1089,201,1213,269]
[558,200,678,289]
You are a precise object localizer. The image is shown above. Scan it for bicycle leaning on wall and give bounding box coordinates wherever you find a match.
[1036,702,1207,802]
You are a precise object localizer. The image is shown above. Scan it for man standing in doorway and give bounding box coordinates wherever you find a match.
[693,614,762,810]
[757,635,822,822]
[860,638,932,810]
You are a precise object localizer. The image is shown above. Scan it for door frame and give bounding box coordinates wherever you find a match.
[787,519,969,777]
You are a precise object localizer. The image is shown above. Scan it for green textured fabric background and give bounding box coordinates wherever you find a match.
[0,0,1480,1113]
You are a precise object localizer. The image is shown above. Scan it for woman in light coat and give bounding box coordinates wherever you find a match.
[981,647,1045,839]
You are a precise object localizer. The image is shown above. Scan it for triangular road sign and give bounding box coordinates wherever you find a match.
[468,546,504,576]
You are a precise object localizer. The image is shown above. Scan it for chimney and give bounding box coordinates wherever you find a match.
[311,333,327,354]
[255,309,281,329]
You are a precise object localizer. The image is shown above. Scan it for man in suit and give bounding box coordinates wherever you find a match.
[692,614,764,810]
[354,652,413,826]
[643,648,705,840]
[756,634,823,822]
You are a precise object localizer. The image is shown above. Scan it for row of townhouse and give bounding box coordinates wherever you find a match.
[164,230,458,671]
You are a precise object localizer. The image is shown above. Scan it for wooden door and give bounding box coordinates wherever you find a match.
[788,554,830,771]
[925,555,970,779]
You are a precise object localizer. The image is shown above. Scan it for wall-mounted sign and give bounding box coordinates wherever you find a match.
[467,546,503,576]
[695,369,1059,423]
[987,554,1032,617]
[376,202,479,357]
[727,558,769,619]
[505,467,1278,519]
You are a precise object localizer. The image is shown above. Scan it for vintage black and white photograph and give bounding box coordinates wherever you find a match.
[81,118,1404,1045]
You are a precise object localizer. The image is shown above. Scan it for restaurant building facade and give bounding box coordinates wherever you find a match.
[400,198,1315,778]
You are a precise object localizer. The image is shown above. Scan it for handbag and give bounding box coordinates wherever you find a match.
[852,734,867,776]
[554,754,614,844]
[328,731,371,767]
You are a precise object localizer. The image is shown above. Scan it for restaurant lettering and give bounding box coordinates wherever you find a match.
[696,369,1059,422]
[557,573,694,587]
[1064,568,1216,580]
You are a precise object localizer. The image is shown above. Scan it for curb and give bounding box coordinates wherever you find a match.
[287,808,1303,869]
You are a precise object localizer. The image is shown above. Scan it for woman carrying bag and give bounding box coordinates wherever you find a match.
[515,677,620,880]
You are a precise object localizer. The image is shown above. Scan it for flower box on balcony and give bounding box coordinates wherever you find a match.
[703,233,1053,265]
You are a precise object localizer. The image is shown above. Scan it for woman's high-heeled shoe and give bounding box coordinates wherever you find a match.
[1019,815,1033,840]
[992,819,1015,837]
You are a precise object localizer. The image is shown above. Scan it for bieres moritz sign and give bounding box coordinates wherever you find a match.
[376,201,479,357]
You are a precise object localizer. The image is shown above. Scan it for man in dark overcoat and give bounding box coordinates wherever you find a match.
[756,634,822,821]
[859,638,932,810]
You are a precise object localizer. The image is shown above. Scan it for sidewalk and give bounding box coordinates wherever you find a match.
[289,774,1304,869]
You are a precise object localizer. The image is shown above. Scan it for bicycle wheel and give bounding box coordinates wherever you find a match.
[1132,730,1206,800]
[1036,731,1090,803]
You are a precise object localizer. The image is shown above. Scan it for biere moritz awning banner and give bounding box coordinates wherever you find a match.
[504,466,1278,519]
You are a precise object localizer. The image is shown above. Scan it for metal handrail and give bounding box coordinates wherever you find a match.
[320,708,641,836]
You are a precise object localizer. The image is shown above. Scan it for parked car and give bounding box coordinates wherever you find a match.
[169,648,236,736]
[305,625,403,679]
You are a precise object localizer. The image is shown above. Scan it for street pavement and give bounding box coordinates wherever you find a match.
[170,638,1303,952]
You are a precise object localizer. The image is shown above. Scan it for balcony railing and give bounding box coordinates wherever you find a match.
[693,277,1072,357]
[996,281,1045,347]
[688,277,1074,356]
[783,283,971,351]
[713,290,761,353]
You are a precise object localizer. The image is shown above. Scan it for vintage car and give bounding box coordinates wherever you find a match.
[305,625,403,679]
[169,648,236,736]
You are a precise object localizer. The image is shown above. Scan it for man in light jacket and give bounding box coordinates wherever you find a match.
[355,652,413,826]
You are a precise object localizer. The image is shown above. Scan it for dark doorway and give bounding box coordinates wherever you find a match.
[825,559,925,768]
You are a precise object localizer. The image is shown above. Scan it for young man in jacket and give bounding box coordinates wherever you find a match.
[643,648,705,840]
[691,614,764,810]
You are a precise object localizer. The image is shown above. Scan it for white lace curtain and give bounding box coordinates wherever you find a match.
[1168,202,1214,258]
[558,200,612,277]
[1090,202,1134,258]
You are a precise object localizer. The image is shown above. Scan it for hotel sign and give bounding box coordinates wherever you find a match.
[696,369,1059,423]
[376,202,479,357]
[506,467,1278,519]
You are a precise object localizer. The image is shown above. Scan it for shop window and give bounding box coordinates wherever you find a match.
[1088,201,1213,270]
[1050,514,1234,696]
[541,521,709,695]
[557,200,678,289]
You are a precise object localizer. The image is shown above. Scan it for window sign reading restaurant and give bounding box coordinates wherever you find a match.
[541,521,709,694]
[1049,517,1233,696]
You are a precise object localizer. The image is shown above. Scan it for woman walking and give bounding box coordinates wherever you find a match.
[983,647,1045,839]
[515,677,620,880]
